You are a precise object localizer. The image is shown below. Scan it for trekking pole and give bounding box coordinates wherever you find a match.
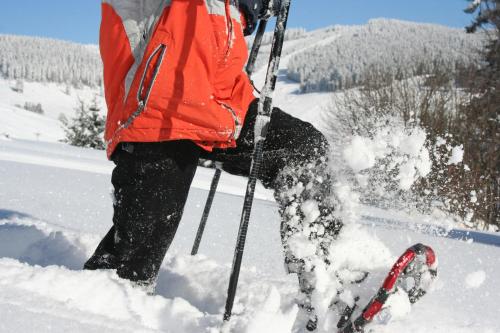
[191,168,221,255]
[190,19,269,256]
[223,0,292,323]
[246,19,268,76]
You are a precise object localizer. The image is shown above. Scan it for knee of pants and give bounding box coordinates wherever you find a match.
[268,107,330,157]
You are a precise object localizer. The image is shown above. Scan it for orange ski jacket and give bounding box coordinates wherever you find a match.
[100,0,256,158]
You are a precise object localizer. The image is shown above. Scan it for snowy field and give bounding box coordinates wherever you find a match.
[0,78,103,143]
[1,137,500,333]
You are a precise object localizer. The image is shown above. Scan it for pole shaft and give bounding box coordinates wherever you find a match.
[246,19,268,76]
[191,168,222,256]
[223,0,292,322]
[191,18,269,256]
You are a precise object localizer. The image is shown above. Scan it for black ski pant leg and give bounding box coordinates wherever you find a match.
[201,99,342,282]
[84,140,200,286]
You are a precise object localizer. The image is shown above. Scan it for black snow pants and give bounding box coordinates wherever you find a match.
[84,100,342,293]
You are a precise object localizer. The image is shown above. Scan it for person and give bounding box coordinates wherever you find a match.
[85,0,342,329]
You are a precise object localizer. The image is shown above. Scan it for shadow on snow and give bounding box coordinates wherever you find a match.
[0,209,88,270]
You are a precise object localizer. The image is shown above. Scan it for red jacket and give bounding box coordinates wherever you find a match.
[101,0,256,158]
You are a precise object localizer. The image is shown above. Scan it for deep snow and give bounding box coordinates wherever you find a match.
[1,137,500,333]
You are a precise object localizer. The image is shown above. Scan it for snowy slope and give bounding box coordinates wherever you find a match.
[0,19,479,143]
[286,19,484,92]
[0,79,103,142]
[1,138,500,333]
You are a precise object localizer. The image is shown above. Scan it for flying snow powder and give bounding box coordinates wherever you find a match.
[447,145,464,165]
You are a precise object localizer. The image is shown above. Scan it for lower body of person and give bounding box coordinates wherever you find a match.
[84,100,342,327]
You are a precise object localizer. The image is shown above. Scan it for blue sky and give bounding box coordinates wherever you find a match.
[0,0,473,44]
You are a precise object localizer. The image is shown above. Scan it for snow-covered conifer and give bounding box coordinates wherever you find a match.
[61,96,105,149]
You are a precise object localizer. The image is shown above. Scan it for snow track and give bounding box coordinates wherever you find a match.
[0,212,296,333]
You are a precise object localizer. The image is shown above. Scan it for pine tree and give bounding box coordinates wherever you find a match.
[13,79,24,93]
[23,102,44,114]
[61,96,106,149]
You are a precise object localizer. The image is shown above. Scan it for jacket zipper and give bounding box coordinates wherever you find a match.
[217,101,242,140]
[121,44,167,129]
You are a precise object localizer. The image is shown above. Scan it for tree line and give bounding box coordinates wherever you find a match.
[0,34,102,87]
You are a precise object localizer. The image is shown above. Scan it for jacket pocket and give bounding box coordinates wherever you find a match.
[121,44,167,129]
[216,100,242,140]
[137,44,168,108]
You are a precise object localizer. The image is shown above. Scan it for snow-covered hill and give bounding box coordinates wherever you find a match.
[0,34,101,87]
[248,19,484,92]
[286,19,484,92]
